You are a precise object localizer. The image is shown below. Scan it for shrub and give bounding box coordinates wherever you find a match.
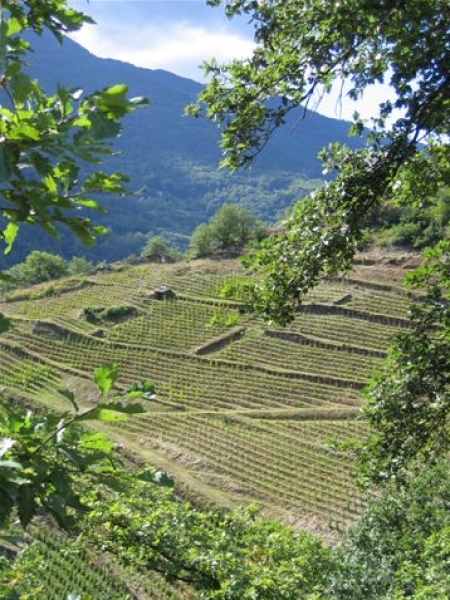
[83,305,137,324]
[189,204,267,257]
[141,236,182,262]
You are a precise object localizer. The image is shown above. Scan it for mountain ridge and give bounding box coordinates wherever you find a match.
[1,33,362,267]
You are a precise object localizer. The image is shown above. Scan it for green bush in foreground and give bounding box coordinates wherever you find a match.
[329,462,450,600]
[82,480,333,600]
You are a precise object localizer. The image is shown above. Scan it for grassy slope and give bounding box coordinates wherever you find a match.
[0,255,412,527]
[0,253,413,597]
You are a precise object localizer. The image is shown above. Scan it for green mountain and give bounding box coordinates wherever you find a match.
[1,33,362,266]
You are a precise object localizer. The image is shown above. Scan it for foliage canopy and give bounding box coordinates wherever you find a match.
[189,203,266,257]
[195,0,450,483]
[84,482,332,600]
[1,1,450,597]
[329,462,450,600]
[361,241,450,482]
[141,235,182,263]
[192,0,450,324]
[0,0,147,531]
[0,0,147,258]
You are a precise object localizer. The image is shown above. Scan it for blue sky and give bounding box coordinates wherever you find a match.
[71,1,395,122]
[71,1,256,79]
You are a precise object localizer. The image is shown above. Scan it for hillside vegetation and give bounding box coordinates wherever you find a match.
[0,32,359,269]
[0,255,412,533]
[2,249,450,599]
[1,252,428,598]
[1,2,448,596]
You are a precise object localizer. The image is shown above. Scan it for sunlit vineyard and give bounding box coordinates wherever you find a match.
[4,527,190,600]
[0,256,410,597]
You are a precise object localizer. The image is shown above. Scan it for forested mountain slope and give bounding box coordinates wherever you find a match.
[0,33,361,267]
[0,254,412,533]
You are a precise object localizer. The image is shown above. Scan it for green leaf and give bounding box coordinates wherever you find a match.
[0,146,13,183]
[3,221,19,255]
[97,85,130,116]
[30,152,52,176]
[126,379,156,395]
[103,83,128,98]
[100,402,145,415]
[75,199,102,210]
[17,484,36,528]
[83,407,127,423]
[9,122,40,141]
[121,391,143,399]
[0,489,14,528]
[94,363,119,396]
[59,388,79,412]
[88,112,121,141]
[82,171,129,194]
[10,71,34,104]
[78,432,113,453]
[0,459,23,471]
[7,17,23,36]
[0,18,7,74]
[0,314,11,334]
[80,401,143,423]
[43,174,57,194]
[92,225,109,236]
[97,475,127,493]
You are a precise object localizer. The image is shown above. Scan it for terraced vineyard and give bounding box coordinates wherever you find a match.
[0,257,411,535]
[4,527,190,600]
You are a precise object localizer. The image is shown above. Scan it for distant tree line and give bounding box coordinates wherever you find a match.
[188,203,267,257]
[0,205,267,295]
[366,189,450,250]
[142,203,268,262]
[5,193,446,296]
[0,252,94,295]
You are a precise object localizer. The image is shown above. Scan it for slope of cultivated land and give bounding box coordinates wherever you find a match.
[4,525,191,600]
[0,256,411,536]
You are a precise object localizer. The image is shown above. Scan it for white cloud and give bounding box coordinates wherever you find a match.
[70,1,396,121]
[71,21,255,82]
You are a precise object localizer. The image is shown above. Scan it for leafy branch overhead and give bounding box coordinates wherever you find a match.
[0,1,148,255]
[0,362,149,530]
[0,0,151,532]
[361,241,450,482]
[191,0,450,324]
